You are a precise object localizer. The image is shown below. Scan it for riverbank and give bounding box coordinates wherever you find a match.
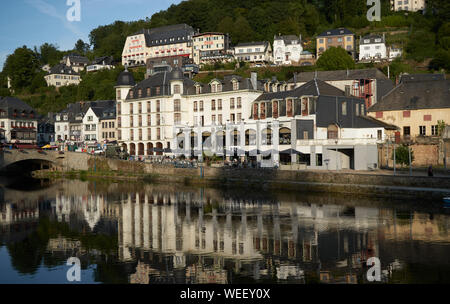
[33,161,450,200]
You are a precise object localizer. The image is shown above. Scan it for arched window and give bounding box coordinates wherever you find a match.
[327,124,339,139]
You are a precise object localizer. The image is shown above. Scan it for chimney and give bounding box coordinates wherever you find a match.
[345,85,351,96]
[251,72,258,90]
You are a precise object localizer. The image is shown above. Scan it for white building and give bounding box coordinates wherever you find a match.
[61,54,90,73]
[391,0,425,12]
[388,46,403,60]
[122,24,195,67]
[273,35,303,65]
[192,32,232,65]
[82,107,103,148]
[359,34,388,61]
[116,69,263,157]
[86,56,114,73]
[233,41,272,65]
[44,64,81,88]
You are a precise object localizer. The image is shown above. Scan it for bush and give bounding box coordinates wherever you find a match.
[392,145,414,167]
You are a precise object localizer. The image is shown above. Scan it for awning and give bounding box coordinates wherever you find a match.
[280,148,301,154]
[16,144,38,149]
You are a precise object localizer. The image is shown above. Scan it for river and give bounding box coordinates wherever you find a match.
[0,177,449,284]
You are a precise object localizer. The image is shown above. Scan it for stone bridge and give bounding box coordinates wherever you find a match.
[0,150,90,172]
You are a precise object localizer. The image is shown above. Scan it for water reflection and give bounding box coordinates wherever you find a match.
[0,180,449,284]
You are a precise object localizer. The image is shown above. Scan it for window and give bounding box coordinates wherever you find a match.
[147,128,151,140]
[174,84,180,94]
[218,114,222,124]
[174,99,181,112]
[419,126,426,136]
[211,100,216,110]
[403,111,410,118]
[194,101,198,112]
[355,104,360,116]
[342,101,347,115]
[432,125,438,136]
[218,99,222,110]
[237,97,242,109]
[233,81,239,91]
[174,113,181,125]
[116,90,121,100]
[230,98,235,109]
[156,100,160,112]
[156,114,161,126]
[138,89,142,98]
[138,102,142,113]
[377,130,382,140]
[147,101,151,112]
[200,100,204,111]
[130,104,134,114]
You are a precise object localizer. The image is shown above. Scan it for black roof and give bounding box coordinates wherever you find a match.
[255,79,345,101]
[235,41,270,48]
[288,69,389,83]
[317,28,354,37]
[99,106,116,121]
[116,69,136,86]
[56,100,115,123]
[0,96,37,119]
[91,56,114,65]
[359,34,385,45]
[134,24,195,48]
[368,78,450,112]
[399,73,445,83]
[186,74,264,95]
[64,54,90,64]
[126,69,196,99]
[274,35,301,45]
[48,64,79,75]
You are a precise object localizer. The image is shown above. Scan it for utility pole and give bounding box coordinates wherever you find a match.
[393,142,396,176]
[409,145,412,176]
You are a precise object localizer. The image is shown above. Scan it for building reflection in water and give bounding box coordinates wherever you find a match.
[0,181,449,284]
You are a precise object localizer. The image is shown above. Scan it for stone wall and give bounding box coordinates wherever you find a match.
[378,143,442,167]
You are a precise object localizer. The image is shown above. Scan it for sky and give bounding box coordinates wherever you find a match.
[0,0,183,70]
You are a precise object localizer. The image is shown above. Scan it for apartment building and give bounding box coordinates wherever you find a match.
[0,96,38,146]
[368,74,449,140]
[316,28,355,59]
[192,32,232,65]
[234,41,272,65]
[44,64,81,88]
[121,24,195,67]
[100,106,117,143]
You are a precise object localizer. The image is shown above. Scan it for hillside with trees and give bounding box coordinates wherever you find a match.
[0,0,449,114]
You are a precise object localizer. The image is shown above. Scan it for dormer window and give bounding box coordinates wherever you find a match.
[138,89,142,98]
[232,80,239,91]
[130,90,134,99]
[195,85,202,94]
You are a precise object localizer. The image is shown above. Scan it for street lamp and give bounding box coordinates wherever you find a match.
[335,140,338,171]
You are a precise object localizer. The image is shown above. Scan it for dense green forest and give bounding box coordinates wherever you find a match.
[0,0,449,115]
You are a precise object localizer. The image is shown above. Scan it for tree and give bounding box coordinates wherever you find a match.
[406,30,436,62]
[38,43,63,66]
[75,39,90,55]
[3,46,40,91]
[316,47,355,70]
[392,145,414,167]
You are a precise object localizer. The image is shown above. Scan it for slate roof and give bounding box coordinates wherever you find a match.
[126,69,196,99]
[91,56,114,65]
[368,78,450,112]
[99,106,116,121]
[399,73,445,83]
[186,74,264,95]
[255,79,345,101]
[135,24,195,48]
[48,64,79,75]
[64,54,90,64]
[274,35,301,45]
[116,69,136,86]
[235,41,270,48]
[317,28,354,37]
[0,97,37,119]
[359,34,385,45]
[288,69,389,83]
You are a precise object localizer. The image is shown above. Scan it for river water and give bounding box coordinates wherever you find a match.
[0,178,449,284]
